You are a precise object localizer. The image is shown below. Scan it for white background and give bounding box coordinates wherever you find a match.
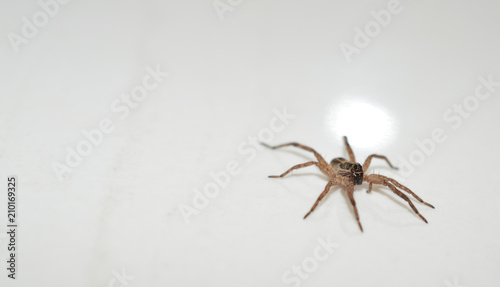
[1,1,500,286]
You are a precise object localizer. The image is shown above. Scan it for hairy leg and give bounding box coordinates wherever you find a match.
[268,161,319,178]
[303,180,336,219]
[364,174,431,223]
[261,142,330,169]
[343,136,356,162]
[346,184,363,232]
[365,174,434,208]
[387,183,428,223]
[387,178,435,208]
[366,182,373,193]
[362,154,398,172]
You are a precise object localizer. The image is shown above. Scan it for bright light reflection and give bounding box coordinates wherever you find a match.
[327,99,397,150]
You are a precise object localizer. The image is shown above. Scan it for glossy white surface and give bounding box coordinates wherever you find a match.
[1,1,500,286]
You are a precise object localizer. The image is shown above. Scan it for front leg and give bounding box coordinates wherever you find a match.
[364,174,434,207]
[364,174,433,223]
[366,182,373,193]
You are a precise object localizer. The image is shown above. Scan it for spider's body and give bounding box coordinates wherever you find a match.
[330,157,363,185]
[262,136,434,232]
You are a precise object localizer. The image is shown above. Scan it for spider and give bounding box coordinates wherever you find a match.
[262,136,434,232]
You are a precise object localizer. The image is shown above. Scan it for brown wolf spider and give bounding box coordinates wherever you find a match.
[262,136,434,232]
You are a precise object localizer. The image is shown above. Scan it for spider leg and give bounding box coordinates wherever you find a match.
[303,180,335,219]
[366,182,373,193]
[387,183,428,223]
[387,178,435,209]
[362,154,398,172]
[364,174,431,223]
[268,161,319,178]
[365,174,434,208]
[346,184,364,232]
[261,142,329,167]
[343,136,356,162]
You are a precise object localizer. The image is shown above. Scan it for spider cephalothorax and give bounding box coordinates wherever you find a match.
[262,136,434,232]
[331,157,363,185]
